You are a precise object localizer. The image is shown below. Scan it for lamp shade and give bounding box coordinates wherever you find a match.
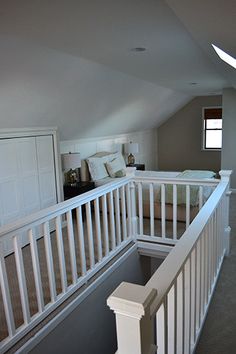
[124,142,139,154]
[62,153,81,170]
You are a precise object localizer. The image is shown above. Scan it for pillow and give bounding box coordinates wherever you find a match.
[86,157,109,181]
[106,156,126,178]
[114,169,126,178]
[86,151,126,180]
[180,170,216,179]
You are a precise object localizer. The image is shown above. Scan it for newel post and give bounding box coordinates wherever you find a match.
[107,282,157,354]
[219,170,232,256]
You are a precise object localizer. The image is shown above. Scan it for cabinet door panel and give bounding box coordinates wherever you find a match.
[0,140,22,226]
[16,137,41,216]
[36,136,57,209]
[0,180,22,224]
[0,135,58,255]
[0,140,18,179]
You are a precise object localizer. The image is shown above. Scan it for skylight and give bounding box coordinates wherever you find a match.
[212,44,236,69]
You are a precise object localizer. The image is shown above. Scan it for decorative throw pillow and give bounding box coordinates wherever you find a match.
[86,152,126,180]
[86,157,109,181]
[106,157,126,178]
[114,169,126,178]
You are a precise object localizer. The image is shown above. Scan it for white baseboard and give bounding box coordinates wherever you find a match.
[137,240,173,259]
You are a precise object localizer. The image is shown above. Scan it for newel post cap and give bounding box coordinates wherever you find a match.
[107,282,157,320]
[219,170,233,182]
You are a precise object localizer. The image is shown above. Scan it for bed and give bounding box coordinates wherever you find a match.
[81,151,216,222]
[135,170,216,222]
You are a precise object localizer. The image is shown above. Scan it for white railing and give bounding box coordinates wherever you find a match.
[0,170,231,353]
[0,177,134,352]
[107,170,232,354]
[133,175,219,245]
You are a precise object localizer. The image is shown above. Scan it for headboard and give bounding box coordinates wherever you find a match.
[80,151,127,182]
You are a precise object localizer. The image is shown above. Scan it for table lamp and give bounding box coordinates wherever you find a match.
[62,152,81,185]
[124,142,139,165]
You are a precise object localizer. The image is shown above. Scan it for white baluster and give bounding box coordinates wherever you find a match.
[199,186,203,210]
[186,185,190,229]
[156,302,166,354]
[108,191,116,250]
[176,272,184,354]
[29,228,44,313]
[130,181,137,237]
[167,285,175,354]
[114,189,121,245]
[190,248,196,344]
[121,185,127,241]
[94,198,102,262]
[43,221,57,302]
[173,184,177,240]
[212,212,217,279]
[86,202,95,268]
[55,215,67,293]
[13,236,30,325]
[76,206,87,276]
[149,183,154,236]
[161,184,166,238]
[0,249,15,337]
[200,234,204,320]
[66,211,78,284]
[195,240,201,331]
[126,184,132,237]
[205,223,210,304]
[184,258,191,354]
[138,182,143,236]
[102,195,109,255]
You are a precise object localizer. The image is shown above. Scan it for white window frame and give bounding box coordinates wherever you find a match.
[202,106,222,151]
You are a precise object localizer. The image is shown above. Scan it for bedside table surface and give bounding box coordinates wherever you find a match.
[126,163,145,171]
[63,181,95,199]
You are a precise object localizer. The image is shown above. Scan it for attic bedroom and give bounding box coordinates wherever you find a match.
[0,1,235,354]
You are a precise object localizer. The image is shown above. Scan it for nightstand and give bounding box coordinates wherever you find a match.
[126,163,145,171]
[63,181,95,200]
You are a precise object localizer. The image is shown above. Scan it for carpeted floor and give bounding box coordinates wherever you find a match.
[196,193,236,354]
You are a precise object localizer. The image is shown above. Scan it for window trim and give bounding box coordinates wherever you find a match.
[202,106,222,151]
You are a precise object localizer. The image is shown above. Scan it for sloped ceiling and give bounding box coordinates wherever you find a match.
[0,0,234,140]
[166,0,236,89]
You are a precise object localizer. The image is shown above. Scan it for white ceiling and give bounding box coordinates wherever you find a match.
[0,0,235,95]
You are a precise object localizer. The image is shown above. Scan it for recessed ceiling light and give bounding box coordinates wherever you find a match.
[212,44,236,69]
[131,47,147,52]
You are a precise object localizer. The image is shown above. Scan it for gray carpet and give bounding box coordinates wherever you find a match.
[196,193,236,354]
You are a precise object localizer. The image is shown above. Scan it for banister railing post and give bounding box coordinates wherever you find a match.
[107,282,157,354]
[130,181,138,237]
[219,170,232,256]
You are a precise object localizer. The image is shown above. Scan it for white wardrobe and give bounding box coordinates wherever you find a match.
[0,129,61,255]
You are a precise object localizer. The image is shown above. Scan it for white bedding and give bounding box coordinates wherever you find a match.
[92,167,215,207]
[136,170,215,206]
[94,170,181,188]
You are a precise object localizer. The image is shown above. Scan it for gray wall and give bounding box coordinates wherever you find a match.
[157,96,222,172]
[221,88,236,188]
[30,251,153,354]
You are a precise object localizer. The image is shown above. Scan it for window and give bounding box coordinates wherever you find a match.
[203,107,222,150]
